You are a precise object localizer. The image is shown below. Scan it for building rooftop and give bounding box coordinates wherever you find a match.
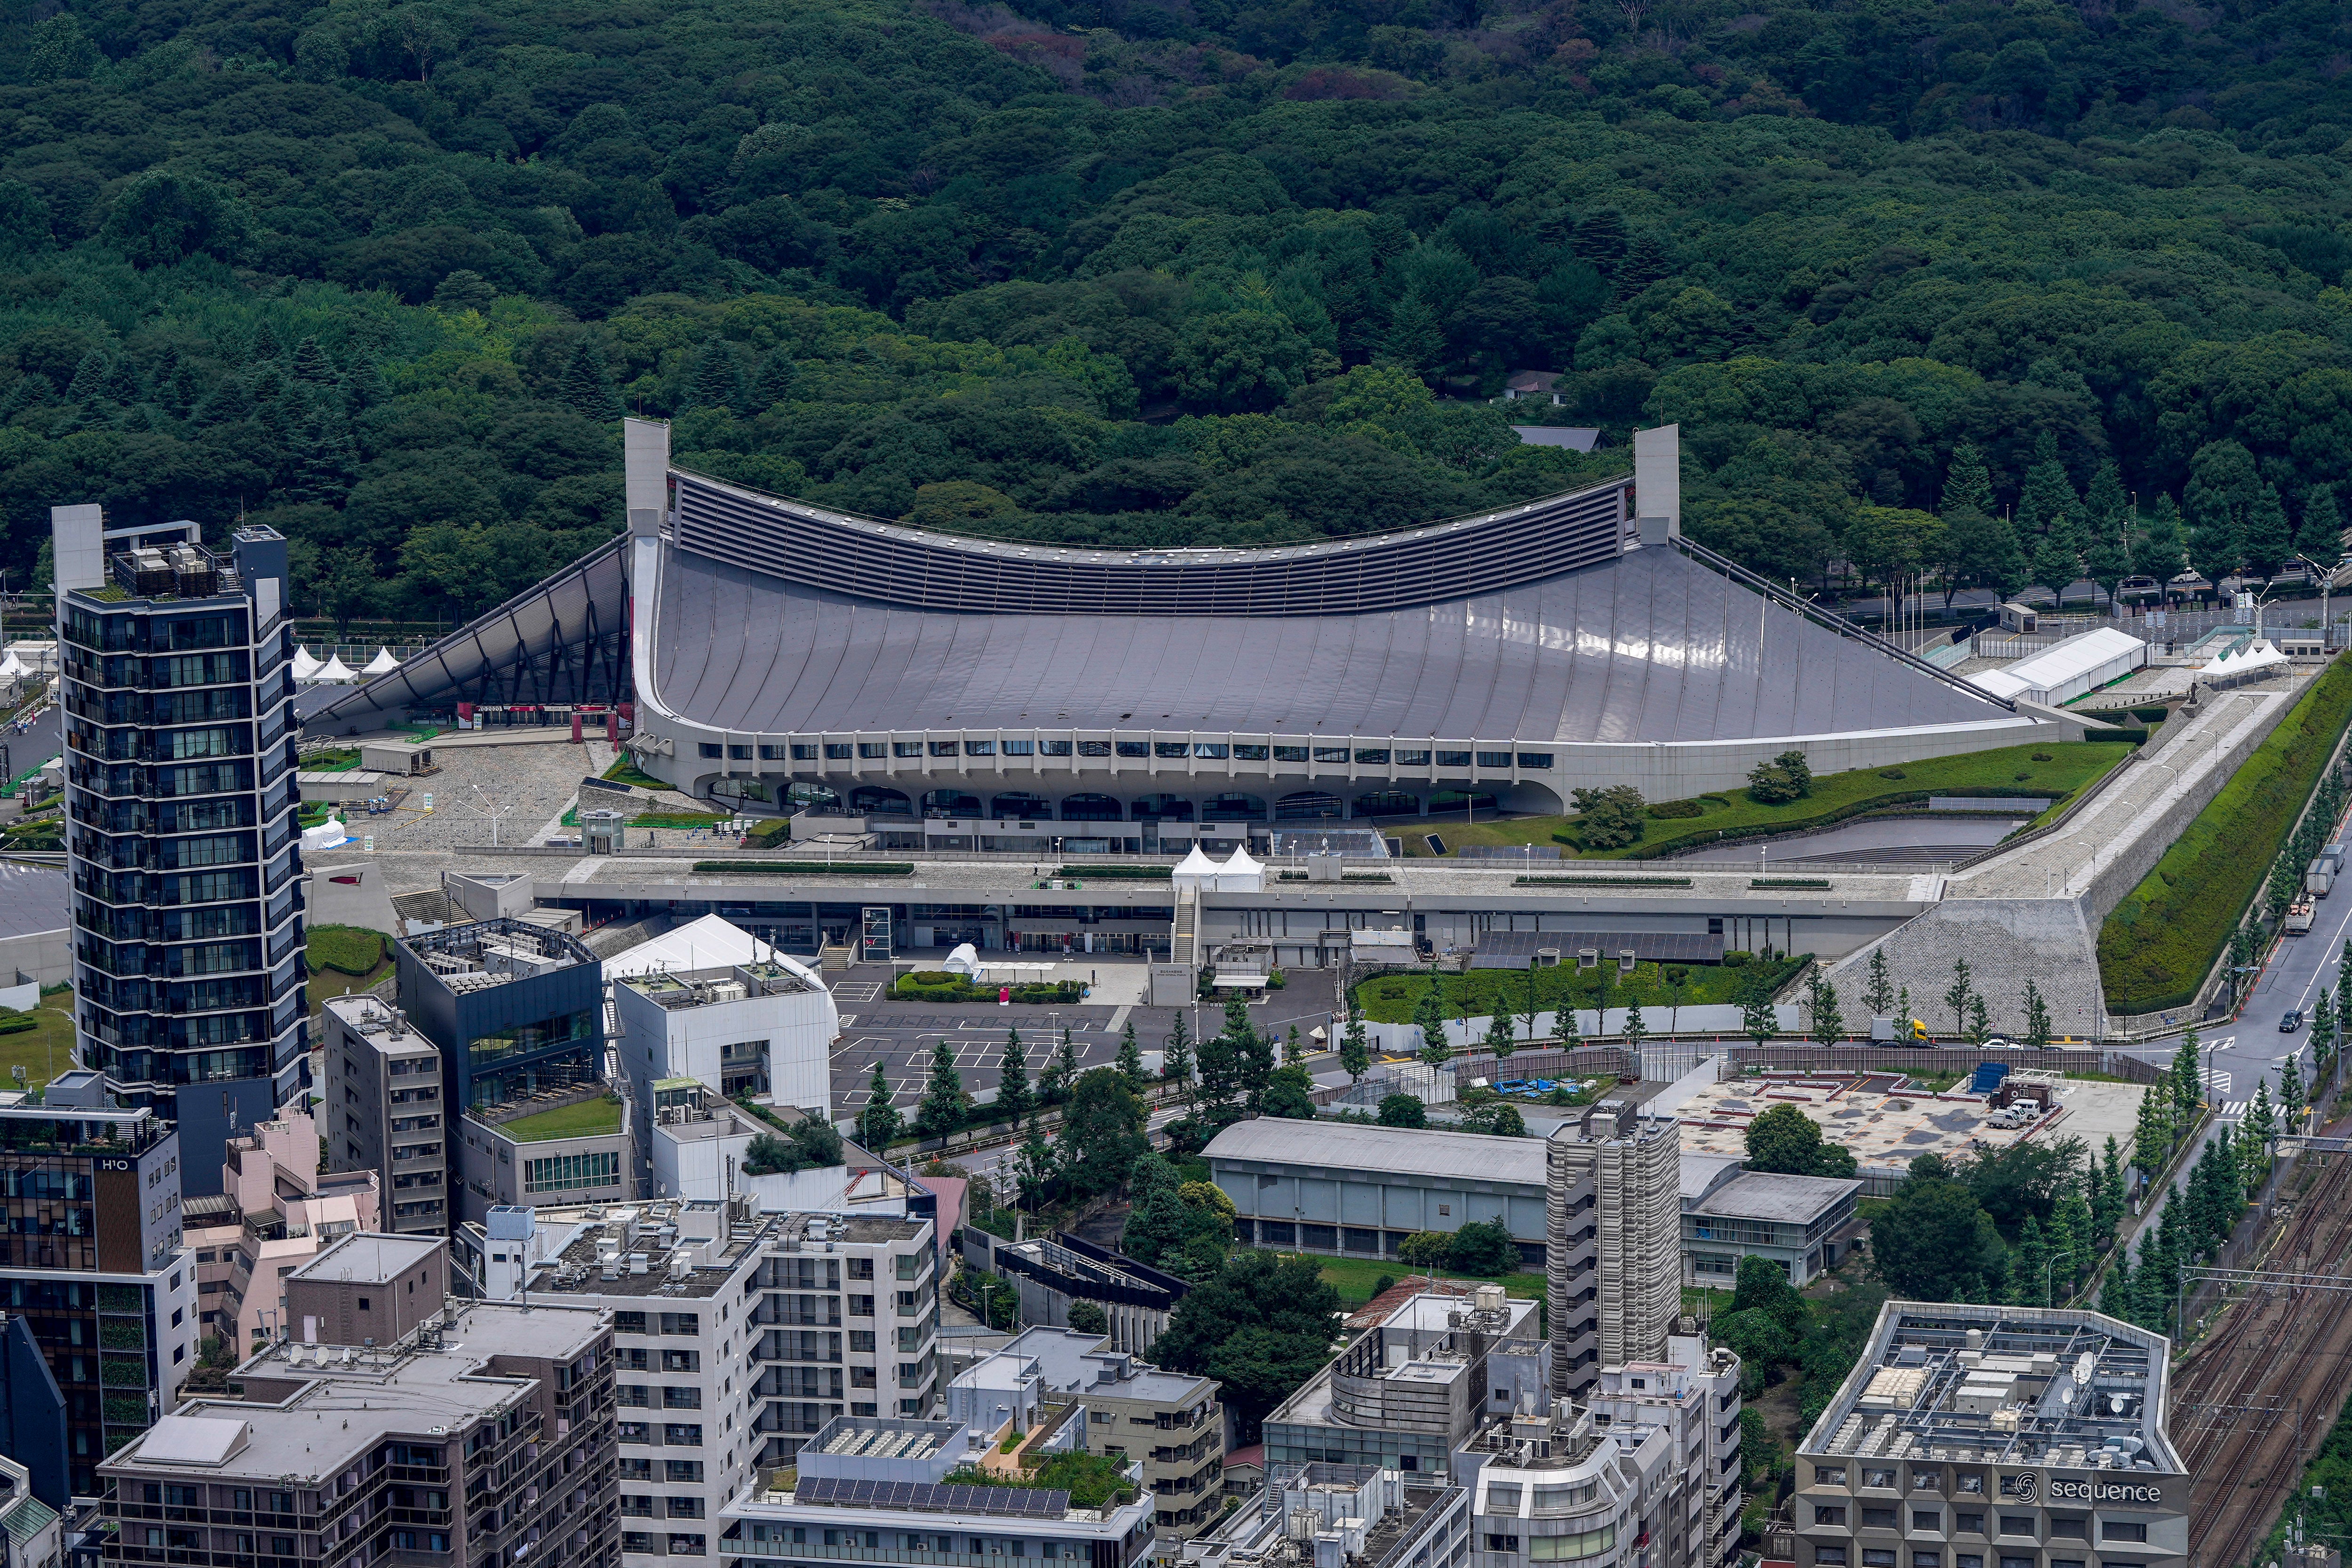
[403,917,597,979]
[999,1325,1213,1405]
[105,1299,607,1485]
[621,962,818,1009]
[1800,1302,2183,1473]
[602,915,824,985]
[1674,1074,2147,1174]
[1689,1170,1859,1225]
[648,520,2013,747]
[324,994,439,1056]
[1202,1119,1548,1187]
[483,1199,779,1300]
[289,1233,445,1286]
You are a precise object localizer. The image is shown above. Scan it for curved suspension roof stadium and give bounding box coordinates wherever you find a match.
[308,420,2046,799]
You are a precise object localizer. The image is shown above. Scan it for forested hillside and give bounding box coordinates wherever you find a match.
[7,0,2352,622]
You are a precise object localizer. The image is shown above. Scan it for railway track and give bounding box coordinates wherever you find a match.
[2174,1145,2352,1565]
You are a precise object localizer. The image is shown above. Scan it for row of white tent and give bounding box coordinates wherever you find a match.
[293,645,404,683]
[1172,843,1266,891]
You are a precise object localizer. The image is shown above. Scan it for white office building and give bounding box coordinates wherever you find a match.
[612,959,837,1121]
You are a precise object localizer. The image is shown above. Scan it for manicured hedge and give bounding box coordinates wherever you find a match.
[693,861,914,875]
[892,976,1087,1003]
[2098,659,2352,1014]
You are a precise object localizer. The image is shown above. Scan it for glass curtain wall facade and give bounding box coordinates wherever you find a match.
[54,515,307,1148]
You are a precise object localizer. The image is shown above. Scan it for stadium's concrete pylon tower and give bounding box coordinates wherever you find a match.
[311,420,2071,824]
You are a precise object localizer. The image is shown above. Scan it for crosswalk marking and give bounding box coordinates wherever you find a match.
[2222,1100,2248,1117]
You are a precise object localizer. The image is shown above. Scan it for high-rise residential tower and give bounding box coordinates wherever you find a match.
[1547,1101,1681,1395]
[52,506,306,1165]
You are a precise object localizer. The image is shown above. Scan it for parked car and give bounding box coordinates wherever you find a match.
[2116,574,2163,600]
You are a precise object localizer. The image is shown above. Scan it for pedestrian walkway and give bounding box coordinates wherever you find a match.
[1951,679,2305,905]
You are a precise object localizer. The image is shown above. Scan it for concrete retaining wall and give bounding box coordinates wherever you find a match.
[0,924,68,987]
[1821,896,2109,1038]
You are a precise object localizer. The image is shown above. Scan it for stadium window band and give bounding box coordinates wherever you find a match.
[706,739,1554,768]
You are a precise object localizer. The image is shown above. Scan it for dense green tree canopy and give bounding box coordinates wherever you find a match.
[12,0,2352,614]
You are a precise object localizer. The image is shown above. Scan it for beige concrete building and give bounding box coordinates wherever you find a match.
[948,1326,1225,1540]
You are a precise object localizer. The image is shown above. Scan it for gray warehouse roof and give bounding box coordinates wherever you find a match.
[1689,1170,1859,1224]
[1204,1119,1549,1187]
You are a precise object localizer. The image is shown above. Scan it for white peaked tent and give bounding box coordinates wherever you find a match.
[314,654,356,682]
[361,646,402,676]
[1170,844,1221,891]
[291,645,322,680]
[0,651,21,681]
[1217,845,1266,891]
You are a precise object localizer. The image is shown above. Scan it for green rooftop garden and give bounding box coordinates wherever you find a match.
[495,1096,624,1141]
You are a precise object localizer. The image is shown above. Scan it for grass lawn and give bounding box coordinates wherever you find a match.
[1396,741,2129,859]
[1351,955,1805,1024]
[306,926,394,1012]
[601,757,667,788]
[498,1096,625,1141]
[0,994,77,1090]
[1303,1252,1548,1307]
[309,924,386,977]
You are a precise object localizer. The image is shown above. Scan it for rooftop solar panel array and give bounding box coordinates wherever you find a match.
[795,1476,1071,1517]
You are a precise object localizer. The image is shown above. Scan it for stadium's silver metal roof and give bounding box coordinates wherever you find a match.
[648,531,2006,744]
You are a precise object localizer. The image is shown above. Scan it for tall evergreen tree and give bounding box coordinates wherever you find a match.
[1115,1020,1148,1092]
[1483,1010,1517,1058]
[2172,1030,2204,1123]
[752,347,797,410]
[2052,1181,2094,1298]
[562,337,625,421]
[916,1037,963,1140]
[2281,1055,2307,1133]
[2086,459,2130,528]
[1340,1015,1371,1081]
[1415,966,1449,1058]
[2099,1252,2137,1323]
[64,350,109,403]
[2244,483,2293,575]
[2137,493,2186,581]
[1945,958,1973,1036]
[1551,992,1581,1050]
[996,1028,1032,1126]
[2134,1228,2168,1330]
[2010,1214,2052,1306]
[1162,1013,1195,1098]
[1807,974,1844,1043]
[1943,439,1996,515]
[2094,1136,2127,1241]
[856,1063,900,1152]
[1864,948,1893,1017]
[2131,1082,2173,1178]
[289,335,338,385]
[2300,485,2343,562]
[684,335,747,414]
[2021,978,2051,1049]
